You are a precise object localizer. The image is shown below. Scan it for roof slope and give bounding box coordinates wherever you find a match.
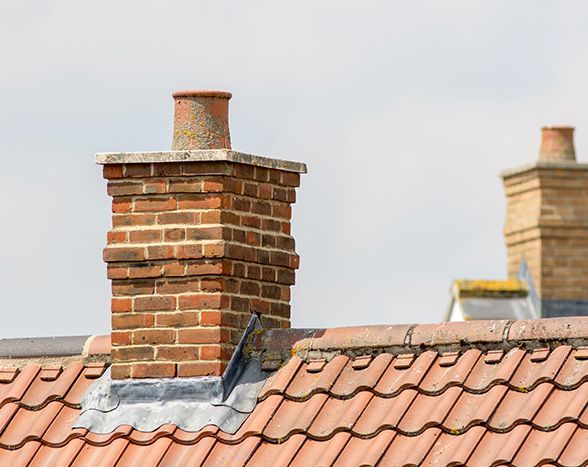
[0,318,587,466]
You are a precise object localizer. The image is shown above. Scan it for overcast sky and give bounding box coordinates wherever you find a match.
[1,1,587,337]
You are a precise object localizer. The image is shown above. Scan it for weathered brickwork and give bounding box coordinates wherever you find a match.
[103,161,301,379]
[503,165,588,302]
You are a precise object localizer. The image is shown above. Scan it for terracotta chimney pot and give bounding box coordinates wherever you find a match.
[539,126,576,162]
[172,90,232,150]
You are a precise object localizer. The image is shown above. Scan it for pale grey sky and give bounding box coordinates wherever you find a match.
[1,1,587,337]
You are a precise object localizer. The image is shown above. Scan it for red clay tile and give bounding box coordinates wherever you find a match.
[533,383,588,429]
[173,425,218,444]
[86,335,111,355]
[512,423,577,467]
[0,368,19,384]
[0,402,62,448]
[29,439,85,466]
[290,432,351,467]
[307,391,372,439]
[576,346,588,360]
[0,402,18,437]
[259,355,302,400]
[464,347,525,391]
[351,355,372,370]
[421,426,486,466]
[84,425,132,445]
[509,345,571,390]
[306,359,326,373]
[443,385,508,433]
[128,424,176,445]
[202,437,261,466]
[246,434,305,467]
[555,348,588,388]
[263,394,329,440]
[418,349,481,393]
[0,440,41,466]
[218,394,282,442]
[373,351,436,396]
[530,347,550,362]
[70,438,128,466]
[467,425,531,466]
[329,353,392,398]
[484,349,504,364]
[354,390,418,437]
[20,361,83,408]
[411,320,508,346]
[39,365,63,381]
[310,324,412,350]
[64,365,107,406]
[115,437,174,467]
[398,387,462,434]
[378,427,442,465]
[558,427,588,466]
[488,383,554,431]
[508,317,588,341]
[393,353,415,369]
[284,355,348,400]
[158,438,216,467]
[84,362,107,380]
[438,351,460,367]
[0,364,39,407]
[333,430,396,467]
[43,405,86,445]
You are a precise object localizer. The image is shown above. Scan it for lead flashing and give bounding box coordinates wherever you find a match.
[95,149,307,174]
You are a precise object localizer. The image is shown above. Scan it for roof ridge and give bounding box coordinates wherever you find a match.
[248,317,588,364]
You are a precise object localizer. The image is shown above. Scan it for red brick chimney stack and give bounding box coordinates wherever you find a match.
[539,126,576,162]
[98,90,306,380]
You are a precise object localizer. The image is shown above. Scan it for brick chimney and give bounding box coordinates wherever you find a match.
[98,90,306,379]
[502,126,588,317]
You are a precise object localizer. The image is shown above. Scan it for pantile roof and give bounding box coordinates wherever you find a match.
[0,318,587,466]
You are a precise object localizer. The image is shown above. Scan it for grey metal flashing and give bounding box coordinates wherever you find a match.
[500,161,588,179]
[0,335,90,358]
[95,149,307,174]
[542,300,588,318]
[74,316,270,434]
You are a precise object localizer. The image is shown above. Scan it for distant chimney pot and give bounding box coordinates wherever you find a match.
[539,126,576,162]
[172,90,232,151]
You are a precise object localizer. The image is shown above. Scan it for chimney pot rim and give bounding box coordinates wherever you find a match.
[541,125,575,131]
[172,90,232,99]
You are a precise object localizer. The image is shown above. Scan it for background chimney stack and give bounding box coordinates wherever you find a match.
[539,126,576,162]
[502,125,588,318]
[98,90,306,379]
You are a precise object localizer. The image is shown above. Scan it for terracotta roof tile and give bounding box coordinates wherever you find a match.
[329,352,391,397]
[467,424,532,466]
[558,427,588,466]
[0,317,586,465]
[512,422,578,467]
[378,428,442,465]
[246,433,305,467]
[290,432,351,467]
[332,430,395,467]
[373,351,436,395]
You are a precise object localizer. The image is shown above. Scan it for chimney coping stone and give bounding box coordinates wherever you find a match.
[95,149,307,174]
[500,160,588,179]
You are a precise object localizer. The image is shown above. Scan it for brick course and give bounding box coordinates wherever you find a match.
[103,161,302,379]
